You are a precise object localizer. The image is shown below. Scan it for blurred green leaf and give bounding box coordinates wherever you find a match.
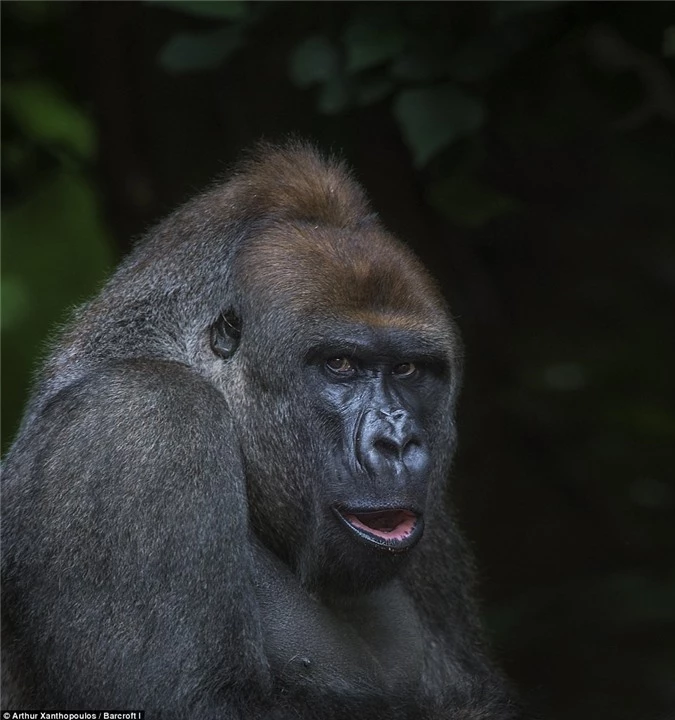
[159,25,243,73]
[630,477,674,510]
[448,17,555,84]
[289,36,339,88]
[2,142,31,176]
[318,76,350,115]
[664,26,675,58]
[149,0,247,20]
[447,39,508,84]
[604,574,675,624]
[428,174,521,228]
[343,10,408,73]
[542,362,588,391]
[1,172,113,303]
[1,170,114,447]
[390,46,447,82]
[0,277,31,332]
[355,76,394,106]
[2,81,95,159]
[394,84,484,167]
[490,0,566,24]
[629,403,675,439]
[6,0,54,24]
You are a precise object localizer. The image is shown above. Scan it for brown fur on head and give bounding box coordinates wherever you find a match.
[225,141,456,353]
[224,139,372,227]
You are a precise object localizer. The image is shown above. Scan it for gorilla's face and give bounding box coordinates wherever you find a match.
[221,223,460,595]
[306,324,448,552]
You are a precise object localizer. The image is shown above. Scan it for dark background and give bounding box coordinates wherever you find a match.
[2,2,675,718]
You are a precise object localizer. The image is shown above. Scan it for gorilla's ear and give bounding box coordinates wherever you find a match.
[210,310,241,360]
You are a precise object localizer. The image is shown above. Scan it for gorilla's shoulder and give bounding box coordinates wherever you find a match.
[3,360,236,483]
[4,360,241,502]
[44,360,229,422]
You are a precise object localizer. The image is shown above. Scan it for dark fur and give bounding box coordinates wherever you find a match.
[2,142,522,718]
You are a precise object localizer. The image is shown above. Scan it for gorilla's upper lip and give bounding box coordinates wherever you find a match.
[333,506,423,552]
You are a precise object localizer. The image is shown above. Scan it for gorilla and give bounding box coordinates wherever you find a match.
[1,142,522,718]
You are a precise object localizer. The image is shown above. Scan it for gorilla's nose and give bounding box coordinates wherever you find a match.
[358,408,429,479]
[372,409,418,459]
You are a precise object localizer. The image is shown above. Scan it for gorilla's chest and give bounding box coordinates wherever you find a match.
[253,556,424,701]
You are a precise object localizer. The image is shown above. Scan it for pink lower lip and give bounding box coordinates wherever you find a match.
[343,510,418,541]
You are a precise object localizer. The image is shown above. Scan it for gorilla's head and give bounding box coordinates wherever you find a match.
[204,145,462,596]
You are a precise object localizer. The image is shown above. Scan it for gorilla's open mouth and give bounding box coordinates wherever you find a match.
[335,507,423,551]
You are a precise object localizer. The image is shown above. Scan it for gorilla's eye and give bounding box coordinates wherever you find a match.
[392,362,416,377]
[326,357,356,375]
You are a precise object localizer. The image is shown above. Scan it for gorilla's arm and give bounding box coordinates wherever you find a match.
[252,547,426,706]
[403,520,522,718]
[1,360,269,716]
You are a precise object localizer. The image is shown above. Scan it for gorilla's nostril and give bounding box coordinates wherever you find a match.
[373,430,419,458]
[374,437,401,455]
